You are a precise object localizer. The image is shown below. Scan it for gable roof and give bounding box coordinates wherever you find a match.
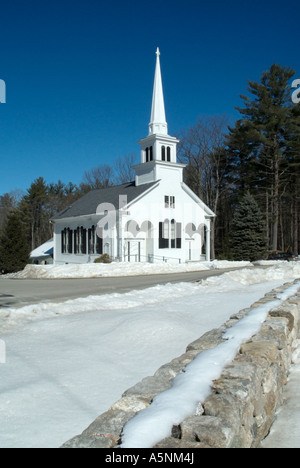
[181,182,216,218]
[53,181,158,220]
[30,239,54,258]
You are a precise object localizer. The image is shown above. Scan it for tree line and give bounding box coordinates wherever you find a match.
[0,63,299,271]
[0,154,137,271]
[178,64,300,260]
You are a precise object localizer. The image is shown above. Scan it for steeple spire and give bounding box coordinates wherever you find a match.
[149,47,168,135]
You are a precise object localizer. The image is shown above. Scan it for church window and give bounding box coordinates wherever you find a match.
[164,195,175,208]
[80,227,87,254]
[167,146,171,161]
[74,227,80,254]
[96,234,103,254]
[67,228,73,253]
[61,229,66,254]
[145,146,153,162]
[170,219,175,248]
[149,146,153,161]
[163,219,169,241]
[161,146,166,161]
[61,228,73,254]
[88,226,96,254]
[73,227,87,254]
[159,220,181,249]
[159,221,169,248]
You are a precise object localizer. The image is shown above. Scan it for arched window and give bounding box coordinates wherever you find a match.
[67,228,73,254]
[149,146,153,161]
[159,220,169,248]
[80,227,87,254]
[170,219,176,248]
[167,146,171,162]
[74,227,80,254]
[88,226,95,254]
[61,228,66,254]
[161,146,166,161]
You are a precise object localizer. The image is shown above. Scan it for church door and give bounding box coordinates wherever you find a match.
[127,240,141,262]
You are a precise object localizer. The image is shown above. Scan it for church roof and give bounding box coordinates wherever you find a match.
[53,181,158,220]
[30,238,54,258]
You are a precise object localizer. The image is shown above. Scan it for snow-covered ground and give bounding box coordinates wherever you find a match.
[2,259,252,279]
[0,261,300,448]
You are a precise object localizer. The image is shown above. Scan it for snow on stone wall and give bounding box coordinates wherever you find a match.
[62,280,300,449]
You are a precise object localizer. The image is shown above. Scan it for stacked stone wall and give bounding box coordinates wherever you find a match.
[62,280,300,449]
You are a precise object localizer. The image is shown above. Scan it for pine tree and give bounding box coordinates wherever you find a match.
[0,211,30,273]
[227,64,297,251]
[19,177,50,250]
[229,193,267,262]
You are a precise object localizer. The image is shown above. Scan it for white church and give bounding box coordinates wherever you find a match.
[52,49,215,265]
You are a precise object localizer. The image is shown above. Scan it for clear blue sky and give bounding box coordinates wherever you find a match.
[0,0,299,197]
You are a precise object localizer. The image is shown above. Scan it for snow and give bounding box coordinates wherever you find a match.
[121,282,300,448]
[0,261,300,448]
[2,259,252,279]
[29,239,54,259]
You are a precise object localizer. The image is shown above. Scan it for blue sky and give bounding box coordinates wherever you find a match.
[0,0,299,197]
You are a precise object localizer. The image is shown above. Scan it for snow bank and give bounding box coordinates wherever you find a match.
[0,282,200,333]
[201,261,300,290]
[1,260,252,279]
[1,262,300,334]
[121,281,300,448]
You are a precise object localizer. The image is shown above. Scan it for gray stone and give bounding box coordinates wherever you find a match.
[180,415,235,448]
[240,340,278,365]
[186,328,225,352]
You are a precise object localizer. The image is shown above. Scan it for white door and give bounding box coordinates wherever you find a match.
[127,241,141,262]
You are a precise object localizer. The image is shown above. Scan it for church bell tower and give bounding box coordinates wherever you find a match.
[134,48,184,187]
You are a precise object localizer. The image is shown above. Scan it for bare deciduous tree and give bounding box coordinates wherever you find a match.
[114,153,138,184]
[177,115,230,259]
[81,164,115,191]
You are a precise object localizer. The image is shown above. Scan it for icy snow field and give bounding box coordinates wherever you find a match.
[0,261,300,448]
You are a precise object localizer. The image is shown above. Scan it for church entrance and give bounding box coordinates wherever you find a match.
[127,240,141,262]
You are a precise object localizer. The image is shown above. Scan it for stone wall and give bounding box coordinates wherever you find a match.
[62,280,300,449]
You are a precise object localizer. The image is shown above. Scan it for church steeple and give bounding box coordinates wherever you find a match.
[134,48,184,187]
[149,48,168,136]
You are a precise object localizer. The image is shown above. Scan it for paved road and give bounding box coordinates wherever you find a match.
[0,267,243,309]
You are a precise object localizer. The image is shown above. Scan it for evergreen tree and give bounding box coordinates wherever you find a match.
[227,64,297,251]
[229,193,267,262]
[0,211,30,273]
[19,177,50,250]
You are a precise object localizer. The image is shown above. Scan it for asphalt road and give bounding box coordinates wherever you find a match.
[0,267,245,309]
